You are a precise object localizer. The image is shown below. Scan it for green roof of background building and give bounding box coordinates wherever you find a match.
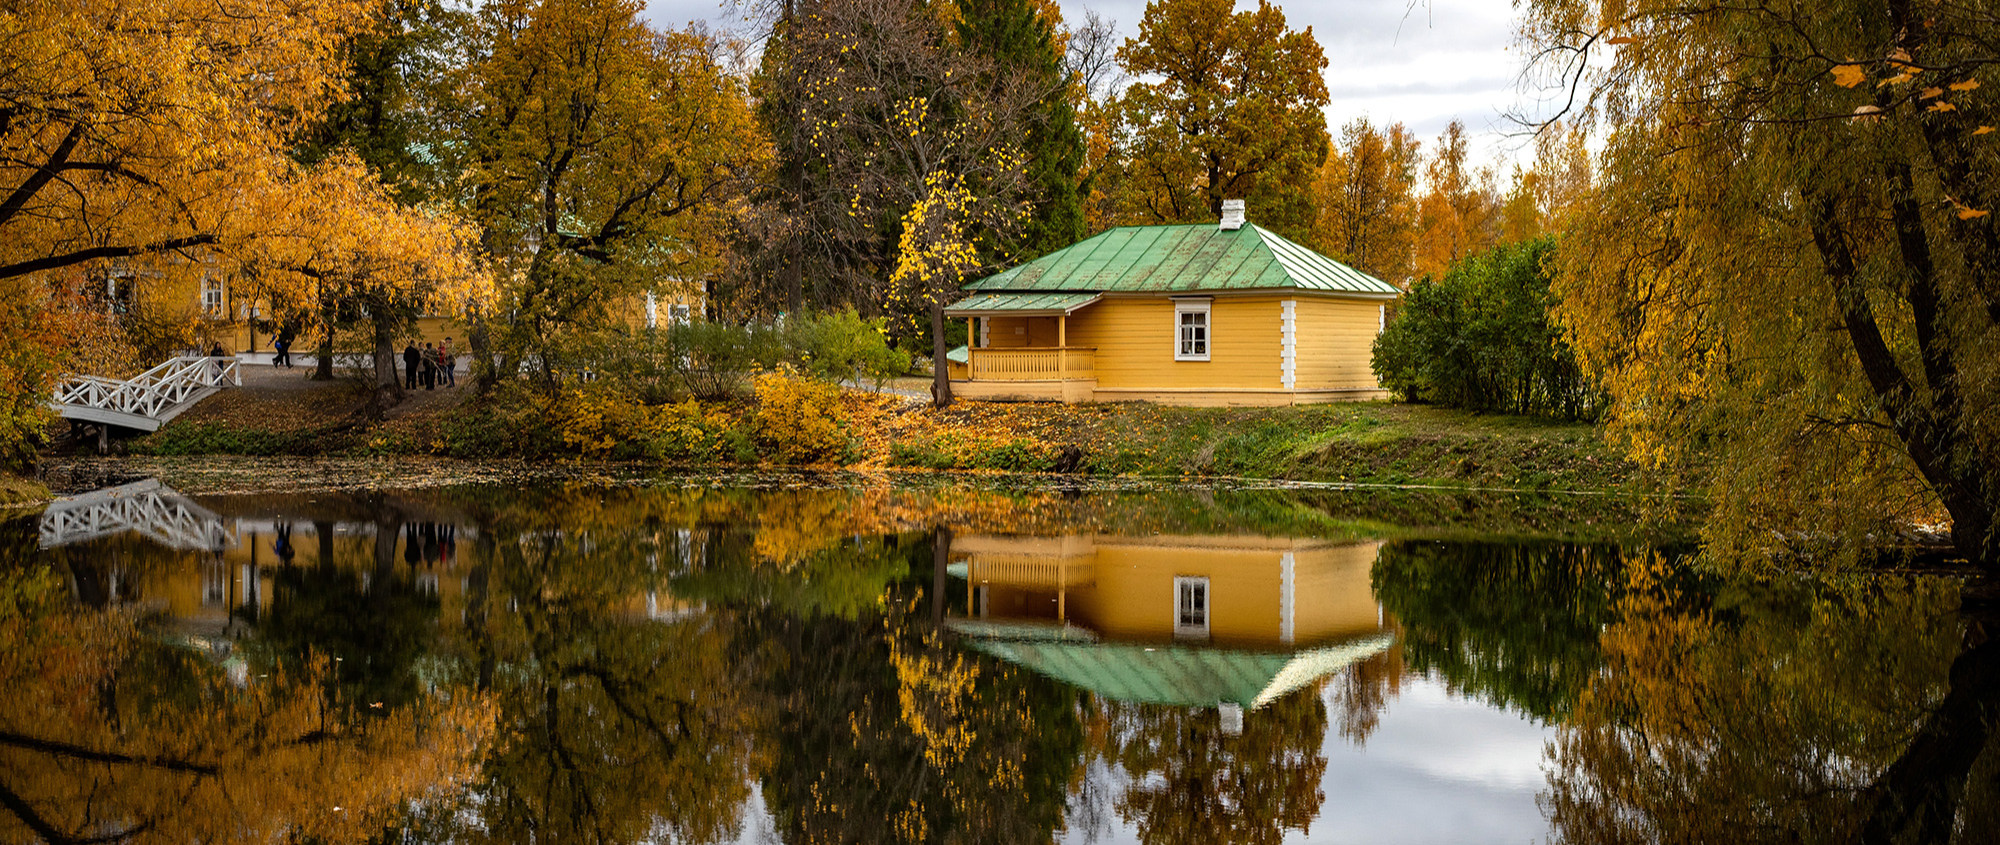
[965,223,1400,296]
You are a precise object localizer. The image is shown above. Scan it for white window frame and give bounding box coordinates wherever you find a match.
[1173,575,1210,639]
[200,277,225,316]
[645,291,659,329]
[1174,300,1211,361]
[668,303,691,325]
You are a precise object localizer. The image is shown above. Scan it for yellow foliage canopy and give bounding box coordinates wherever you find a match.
[242,151,492,330]
[0,0,373,283]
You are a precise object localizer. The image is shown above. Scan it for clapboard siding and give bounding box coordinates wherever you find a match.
[977,315,1063,348]
[1066,296,1285,390]
[1292,297,1382,390]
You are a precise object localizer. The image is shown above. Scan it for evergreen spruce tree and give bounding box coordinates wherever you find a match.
[957,0,1085,259]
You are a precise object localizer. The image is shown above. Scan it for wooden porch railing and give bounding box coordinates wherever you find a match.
[968,556,1096,588]
[966,347,1095,381]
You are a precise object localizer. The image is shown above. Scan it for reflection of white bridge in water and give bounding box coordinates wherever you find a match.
[50,355,240,432]
[39,479,234,551]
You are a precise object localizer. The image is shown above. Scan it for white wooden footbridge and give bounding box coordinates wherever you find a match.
[38,478,234,551]
[50,355,240,433]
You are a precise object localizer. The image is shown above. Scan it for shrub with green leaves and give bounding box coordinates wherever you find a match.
[787,308,910,388]
[1372,237,1605,421]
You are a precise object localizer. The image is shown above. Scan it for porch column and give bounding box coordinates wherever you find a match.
[1058,556,1067,622]
[1058,315,1068,380]
[966,317,976,379]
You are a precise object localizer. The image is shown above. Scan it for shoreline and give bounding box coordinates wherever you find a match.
[53,370,1654,495]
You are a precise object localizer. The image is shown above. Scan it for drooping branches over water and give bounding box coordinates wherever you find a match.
[1519,0,2000,569]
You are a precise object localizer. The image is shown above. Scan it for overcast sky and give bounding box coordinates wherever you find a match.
[640,0,1539,172]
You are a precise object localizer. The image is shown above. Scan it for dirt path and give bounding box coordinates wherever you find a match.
[172,363,472,431]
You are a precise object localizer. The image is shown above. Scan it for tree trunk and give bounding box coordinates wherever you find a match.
[1859,604,2000,844]
[314,520,335,572]
[313,292,336,381]
[368,307,403,417]
[930,300,952,408]
[468,308,493,394]
[931,524,952,628]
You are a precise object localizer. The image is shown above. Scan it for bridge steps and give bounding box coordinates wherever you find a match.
[51,356,240,433]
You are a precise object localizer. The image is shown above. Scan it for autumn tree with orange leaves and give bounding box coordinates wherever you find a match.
[1311,119,1422,288]
[241,152,491,411]
[1102,0,1330,240]
[0,0,374,469]
[452,0,762,387]
[1412,121,1499,281]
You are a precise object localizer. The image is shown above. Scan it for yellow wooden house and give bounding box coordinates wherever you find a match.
[944,201,1400,405]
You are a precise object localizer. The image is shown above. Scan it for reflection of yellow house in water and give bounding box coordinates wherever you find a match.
[948,534,1394,724]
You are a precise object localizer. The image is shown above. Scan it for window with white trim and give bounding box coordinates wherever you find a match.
[200,277,225,316]
[1174,301,1210,361]
[645,291,659,329]
[1174,576,1210,639]
[669,303,691,324]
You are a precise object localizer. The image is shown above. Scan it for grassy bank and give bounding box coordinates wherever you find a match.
[101,372,1649,494]
[0,475,50,507]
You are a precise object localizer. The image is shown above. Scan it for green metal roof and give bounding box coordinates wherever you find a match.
[944,291,1101,316]
[965,224,1401,297]
[963,633,1396,709]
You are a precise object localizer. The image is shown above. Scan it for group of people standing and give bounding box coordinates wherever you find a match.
[402,337,456,390]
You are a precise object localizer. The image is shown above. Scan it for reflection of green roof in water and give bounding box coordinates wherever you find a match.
[963,632,1396,709]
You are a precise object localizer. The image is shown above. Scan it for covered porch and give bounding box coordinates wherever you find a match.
[944,292,1100,402]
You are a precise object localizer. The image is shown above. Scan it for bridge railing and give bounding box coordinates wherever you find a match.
[39,478,234,551]
[52,356,240,419]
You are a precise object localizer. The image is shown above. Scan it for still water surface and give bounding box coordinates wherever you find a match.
[4,477,1991,843]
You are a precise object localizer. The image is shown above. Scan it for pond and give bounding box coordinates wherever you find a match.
[3,473,1994,844]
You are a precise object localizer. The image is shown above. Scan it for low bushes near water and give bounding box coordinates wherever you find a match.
[136,421,354,457]
[552,308,911,402]
[379,367,859,465]
[751,367,854,464]
[0,475,49,506]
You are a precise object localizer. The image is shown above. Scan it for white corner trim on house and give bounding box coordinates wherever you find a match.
[1280,551,1296,646]
[1280,299,1297,390]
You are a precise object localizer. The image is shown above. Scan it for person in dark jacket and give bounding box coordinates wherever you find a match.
[403,342,420,389]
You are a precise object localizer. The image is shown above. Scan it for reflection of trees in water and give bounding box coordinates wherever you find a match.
[412,489,764,845]
[679,524,1082,845]
[750,608,1084,845]
[54,481,1992,844]
[1092,689,1327,845]
[1543,560,1995,844]
[0,561,492,844]
[255,500,442,710]
[1327,646,1404,745]
[1373,539,1645,721]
